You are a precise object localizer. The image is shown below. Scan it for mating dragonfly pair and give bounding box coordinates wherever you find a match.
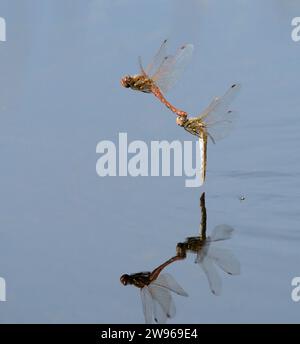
[121,40,240,183]
[120,193,240,324]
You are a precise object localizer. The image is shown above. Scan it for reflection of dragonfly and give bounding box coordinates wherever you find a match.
[176,193,240,295]
[121,39,194,118]
[178,84,241,183]
[120,255,188,324]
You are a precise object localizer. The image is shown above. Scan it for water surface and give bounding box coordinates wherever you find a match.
[0,0,299,323]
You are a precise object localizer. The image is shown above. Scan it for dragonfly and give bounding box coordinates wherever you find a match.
[178,83,241,184]
[120,255,188,324]
[176,192,240,295]
[121,39,194,119]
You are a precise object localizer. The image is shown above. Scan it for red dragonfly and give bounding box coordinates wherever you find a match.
[121,39,194,119]
[120,255,187,324]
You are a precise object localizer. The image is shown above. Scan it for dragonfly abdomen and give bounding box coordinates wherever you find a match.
[151,86,187,118]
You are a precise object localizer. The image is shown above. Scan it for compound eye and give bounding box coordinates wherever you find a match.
[120,274,129,285]
[121,76,131,88]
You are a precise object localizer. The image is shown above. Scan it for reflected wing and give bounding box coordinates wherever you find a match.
[195,244,222,295]
[152,273,188,297]
[199,84,241,141]
[208,247,241,275]
[198,255,222,295]
[210,224,234,242]
[141,287,153,324]
[152,43,194,93]
[148,284,175,323]
[152,296,168,324]
[144,39,169,76]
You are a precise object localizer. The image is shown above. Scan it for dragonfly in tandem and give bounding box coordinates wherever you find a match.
[176,192,240,295]
[121,39,194,119]
[120,255,187,324]
[120,193,240,322]
[121,41,240,184]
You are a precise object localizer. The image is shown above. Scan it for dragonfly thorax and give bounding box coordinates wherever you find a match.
[121,75,153,93]
[183,118,207,138]
[177,236,206,256]
[120,272,152,288]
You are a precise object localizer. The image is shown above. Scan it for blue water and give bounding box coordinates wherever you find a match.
[0,0,299,323]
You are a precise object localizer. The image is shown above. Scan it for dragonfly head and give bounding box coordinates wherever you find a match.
[120,274,130,285]
[176,243,187,258]
[176,116,187,127]
[120,75,133,88]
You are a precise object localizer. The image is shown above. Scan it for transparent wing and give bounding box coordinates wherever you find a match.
[141,287,153,324]
[198,254,222,296]
[152,43,194,93]
[199,84,241,141]
[195,241,209,263]
[144,39,169,76]
[206,110,238,142]
[208,247,241,275]
[152,296,168,324]
[200,84,241,123]
[148,284,175,322]
[210,224,234,242]
[152,273,188,297]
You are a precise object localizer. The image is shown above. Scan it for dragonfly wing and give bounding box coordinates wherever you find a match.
[199,84,241,141]
[152,273,188,297]
[206,110,238,142]
[199,255,222,296]
[195,240,210,263]
[210,224,234,242]
[141,287,153,324]
[208,247,241,275]
[152,296,168,324]
[201,84,241,122]
[152,43,194,93]
[148,284,175,322]
[144,39,169,77]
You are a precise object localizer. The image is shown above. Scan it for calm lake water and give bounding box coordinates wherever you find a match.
[0,0,299,323]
